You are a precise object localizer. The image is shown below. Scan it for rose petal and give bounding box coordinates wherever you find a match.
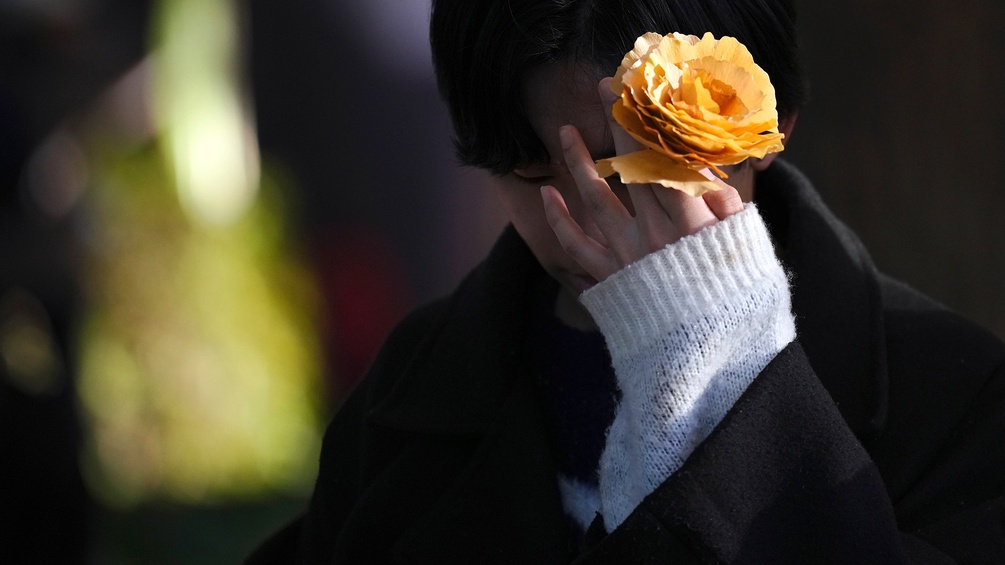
[606,31,785,174]
[596,149,722,196]
[613,32,665,92]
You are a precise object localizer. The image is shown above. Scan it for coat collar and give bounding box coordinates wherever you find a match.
[374,159,889,441]
[370,227,572,563]
[369,224,546,435]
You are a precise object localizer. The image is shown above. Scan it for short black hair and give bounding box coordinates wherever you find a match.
[430,0,807,175]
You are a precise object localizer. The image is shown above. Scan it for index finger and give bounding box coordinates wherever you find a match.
[598,77,642,156]
[559,125,633,227]
[598,78,666,219]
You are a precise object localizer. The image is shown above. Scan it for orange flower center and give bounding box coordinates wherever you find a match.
[673,67,748,120]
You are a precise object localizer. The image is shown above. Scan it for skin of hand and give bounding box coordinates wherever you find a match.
[540,77,746,284]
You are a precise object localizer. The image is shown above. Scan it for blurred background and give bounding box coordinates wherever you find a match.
[0,0,1001,562]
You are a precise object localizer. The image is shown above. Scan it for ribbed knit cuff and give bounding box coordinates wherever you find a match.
[579,204,787,359]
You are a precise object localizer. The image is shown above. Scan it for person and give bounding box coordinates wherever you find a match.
[247,0,1005,562]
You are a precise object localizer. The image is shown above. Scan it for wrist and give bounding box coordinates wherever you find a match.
[580,204,789,357]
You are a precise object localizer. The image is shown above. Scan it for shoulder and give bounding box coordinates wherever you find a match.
[878,273,1005,375]
[357,299,452,403]
[871,274,1005,528]
[876,273,1005,443]
[339,225,543,429]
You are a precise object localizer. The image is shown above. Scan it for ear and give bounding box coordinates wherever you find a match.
[751,112,799,172]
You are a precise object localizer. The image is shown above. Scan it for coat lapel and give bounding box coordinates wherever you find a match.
[371,226,541,435]
[388,372,570,564]
[370,227,572,562]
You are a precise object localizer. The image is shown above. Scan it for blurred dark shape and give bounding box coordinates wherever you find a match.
[0,0,150,156]
[249,0,471,403]
[313,227,413,400]
[0,0,152,561]
[248,0,452,284]
[0,288,87,564]
[1,289,66,396]
[21,130,90,222]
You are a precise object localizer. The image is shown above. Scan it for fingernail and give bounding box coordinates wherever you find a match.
[598,79,617,103]
[559,126,573,150]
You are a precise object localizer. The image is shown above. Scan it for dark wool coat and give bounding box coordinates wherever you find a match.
[248,161,1005,564]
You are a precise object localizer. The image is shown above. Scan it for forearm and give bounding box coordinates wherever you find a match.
[580,204,795,530]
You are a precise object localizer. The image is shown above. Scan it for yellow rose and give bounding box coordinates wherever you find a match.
[596,32,785,196]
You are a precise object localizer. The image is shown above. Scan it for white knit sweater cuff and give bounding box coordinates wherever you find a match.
[580,204,786,360]
[578,204,795,531]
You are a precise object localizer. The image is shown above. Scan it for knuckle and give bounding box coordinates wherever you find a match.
[645,227,673,249]
[582,182,614,216]
[708,186,741,205]
[683,216,716,236]
[562,241,582,259]
[561,240,589,265]
[586,195,608,218]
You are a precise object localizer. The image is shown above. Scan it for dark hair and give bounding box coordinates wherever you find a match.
[430,0,807,175]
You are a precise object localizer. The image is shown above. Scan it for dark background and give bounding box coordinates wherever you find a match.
[789,0,1005,338]
[1,0,1002,561]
